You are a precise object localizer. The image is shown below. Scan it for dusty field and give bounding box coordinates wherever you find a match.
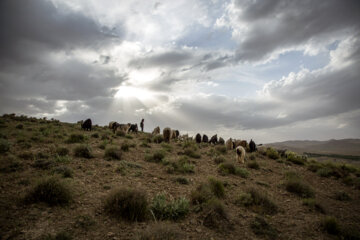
[0,115,359,240]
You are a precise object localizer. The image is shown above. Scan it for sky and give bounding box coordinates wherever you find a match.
[1,0,360,143]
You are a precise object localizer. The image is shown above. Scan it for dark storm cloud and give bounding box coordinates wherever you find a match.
[231,0,360,62]
[0,0,119,65]
[0,0,124,117]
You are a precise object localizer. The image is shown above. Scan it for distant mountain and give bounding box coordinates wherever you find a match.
[265,139,360,156]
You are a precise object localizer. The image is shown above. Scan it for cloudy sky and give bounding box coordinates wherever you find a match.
[1,0,360,143]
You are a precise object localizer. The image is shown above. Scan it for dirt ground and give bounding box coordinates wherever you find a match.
[0,116,359,240]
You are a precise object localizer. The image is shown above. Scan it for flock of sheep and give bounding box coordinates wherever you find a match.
[79,118,257,164]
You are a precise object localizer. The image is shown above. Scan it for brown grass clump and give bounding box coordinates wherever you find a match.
[104,188,148,222]
[73,145,93,159]
[24,177,72,206]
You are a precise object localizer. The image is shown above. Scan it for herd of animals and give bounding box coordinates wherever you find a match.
[78,118,257,164]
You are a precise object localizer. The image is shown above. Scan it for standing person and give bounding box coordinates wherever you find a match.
[140,119,144,132]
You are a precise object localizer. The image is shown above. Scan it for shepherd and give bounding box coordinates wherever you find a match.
[140,119,144,132]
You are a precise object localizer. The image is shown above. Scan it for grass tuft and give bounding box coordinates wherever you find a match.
[24,177,72,206]
[105,146,122,160]
[104,188,148,221]
[150,193,190,221]
[73,145,93,158]
[321,216,341,235]
[266,147,279,160]
[66,134,85,143]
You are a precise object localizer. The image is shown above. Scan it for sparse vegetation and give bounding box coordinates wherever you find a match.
[174,177,189,185]
[284,172,314,198]
[215,145,227,154]
[167,156,195,174]
[104,188,148,221]
[333,191,351,201]
[302,198,325,213]
[150,193,190,221]
[145,150,165,163]
[0,139,10,153]
[286,151,306,165]
[105,146,122,160]
[66,133,85,143]
[266,147,279,159]
[236,188,278,215]
[218,162,249,178]
[321,216,341,235]
[24,177,72,206]
[73,145,93,158]
[208,178,225,199]
[153,134,164,143]
[251,216,278,239]
[56,147,69,156]
[203,199,231,231]
[247,160,260,169]
[213,155,226,164]
[53,166,73,178]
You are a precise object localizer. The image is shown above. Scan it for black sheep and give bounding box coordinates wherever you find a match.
[128,124,138,133]
[249,139,257,152]
[195,133,202,143]
[209,134,218,144]
[219,137,225,145]
[202,134,208,143]
[81,118,92,131]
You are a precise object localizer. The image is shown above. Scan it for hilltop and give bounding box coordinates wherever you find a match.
[0,114,359,240]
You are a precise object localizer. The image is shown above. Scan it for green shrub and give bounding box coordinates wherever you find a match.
[18,151,35,160]
[145,151,165,163]
[213,155,226,164]
[286,151,306,165]
[66,134,85,143]
[150,193,190,221]
[334,192,351,201]
[91,132,99,138]
[302,198,325,213]
[316,167,333,177]
[136,222,182,240]
[236,188,278,215]
[153,135,164,144]
[209,178,225,199]
[53,166,73,178]
[174,177,189,185]
[0,139,10,153]
[183,148,201,159]
[247,161,260,169]
[73,145,93,158]
[307,161,323,172]
[56,147,69,156]
[168,157,195,174]
[191,183,213,205]
[161,143,173,152]
[285,178,315,198]
[266,147,279,159]
[104,188,148,221]
[251,216,278,239]
[116,130,126,137]
[32,159,55,170]
[55,155,71,163]
[321,216,341,235]
[215,145,227,154]
[105,146,122,160]
[24,177,72,206]
[203,199,230,231]
[121,141,130,152]
[218,162,249,178]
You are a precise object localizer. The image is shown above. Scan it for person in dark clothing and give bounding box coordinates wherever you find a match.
[140,119,144,132]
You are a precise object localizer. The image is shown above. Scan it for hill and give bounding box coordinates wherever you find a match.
[0,114,359,240]
[265,139,360,155]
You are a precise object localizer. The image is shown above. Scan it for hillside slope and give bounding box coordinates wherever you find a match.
[0,114,359,240]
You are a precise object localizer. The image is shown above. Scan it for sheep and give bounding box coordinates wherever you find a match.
[118,123,131,132]
[226,138,233,150]
[109,121,116,129]
[202,134,208,143]
[81,118,92,131]
[152,126,160,135]
[218,137,225,145]
[209,134,218,145]
[236,146,246,164]
[163,127,171,143]
[234,140,242,148]
[128,124,138,133]
[195,133,202,143]
[240,140,248,149]
[249,139,257,152]
[170,130,177,139]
